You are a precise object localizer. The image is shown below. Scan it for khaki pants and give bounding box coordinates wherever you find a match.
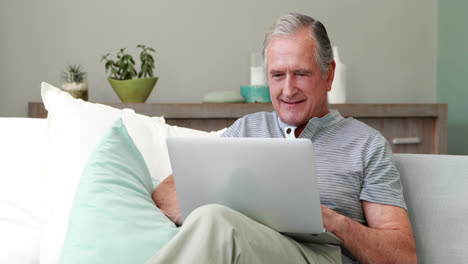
[147,204,342,264]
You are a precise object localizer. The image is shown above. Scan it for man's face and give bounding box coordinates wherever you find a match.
[266,29,335,127]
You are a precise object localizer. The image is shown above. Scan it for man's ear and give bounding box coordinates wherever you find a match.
[325,60,336,92]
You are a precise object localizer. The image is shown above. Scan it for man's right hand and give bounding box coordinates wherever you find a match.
[152,174,182,226]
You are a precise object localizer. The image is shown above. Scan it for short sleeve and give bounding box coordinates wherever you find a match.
[359,134,407,210]
[220,112,283,138]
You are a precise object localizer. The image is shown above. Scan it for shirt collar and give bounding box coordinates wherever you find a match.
[276,110,344,138]
[305,110,344,128]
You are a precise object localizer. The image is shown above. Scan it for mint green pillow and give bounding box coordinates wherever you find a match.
[60,119,178,263]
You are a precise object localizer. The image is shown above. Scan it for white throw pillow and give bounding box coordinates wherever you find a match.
[40,82,226,264]
[122,113,171,183]
[123,114,226,183]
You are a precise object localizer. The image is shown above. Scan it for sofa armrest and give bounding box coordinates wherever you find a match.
[394,154,468,264]
[0,118,47,263]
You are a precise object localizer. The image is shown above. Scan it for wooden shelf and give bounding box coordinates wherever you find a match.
[28,102,447,154]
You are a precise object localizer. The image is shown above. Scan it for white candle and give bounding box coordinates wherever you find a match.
[250,66,267,86]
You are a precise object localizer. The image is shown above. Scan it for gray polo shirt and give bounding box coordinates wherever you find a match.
[221,110,407,263]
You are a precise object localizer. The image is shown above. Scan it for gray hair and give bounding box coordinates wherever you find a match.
[263,13,333,76]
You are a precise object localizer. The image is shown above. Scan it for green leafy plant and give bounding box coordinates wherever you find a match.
[61,64,87,83]
[101,45,156,80]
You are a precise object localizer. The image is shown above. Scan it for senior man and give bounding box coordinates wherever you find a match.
[150,13,417,264]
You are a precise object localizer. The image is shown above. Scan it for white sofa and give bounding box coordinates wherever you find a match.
[1,85,467,263]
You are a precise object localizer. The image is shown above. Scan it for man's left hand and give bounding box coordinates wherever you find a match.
[152,174,182,226]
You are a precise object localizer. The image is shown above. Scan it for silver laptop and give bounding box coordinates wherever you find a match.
[166,137,342,245]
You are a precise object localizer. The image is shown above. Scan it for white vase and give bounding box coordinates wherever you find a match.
[328,46,347,104]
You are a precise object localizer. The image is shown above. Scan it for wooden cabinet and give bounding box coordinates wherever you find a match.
[356,117,435,154]
[28,102,447,154]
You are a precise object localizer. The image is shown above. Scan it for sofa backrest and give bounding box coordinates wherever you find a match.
[394,154,468,264]
[0,117,46,263]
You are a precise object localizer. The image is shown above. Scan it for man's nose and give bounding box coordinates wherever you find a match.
[282,74,297,97]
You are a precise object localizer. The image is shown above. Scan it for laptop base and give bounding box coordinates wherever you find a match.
[283,231,343,245]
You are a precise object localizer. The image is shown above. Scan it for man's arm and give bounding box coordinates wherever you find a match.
[322,202,417,264]
[152,174,182,226]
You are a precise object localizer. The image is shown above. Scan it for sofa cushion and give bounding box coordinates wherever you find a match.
[60,119,178,263]
[394,154,468,263]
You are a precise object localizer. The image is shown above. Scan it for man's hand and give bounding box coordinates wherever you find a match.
[152,174,182,226]
[321,203,417,264]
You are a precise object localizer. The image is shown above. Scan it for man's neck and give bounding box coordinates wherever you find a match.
[293,108,331,138]
[294,125,306,138]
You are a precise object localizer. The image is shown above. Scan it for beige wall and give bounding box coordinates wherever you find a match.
[0,0,437,117]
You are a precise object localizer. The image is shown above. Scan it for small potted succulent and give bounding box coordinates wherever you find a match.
[61,64,88,101]
[101,45,157,103]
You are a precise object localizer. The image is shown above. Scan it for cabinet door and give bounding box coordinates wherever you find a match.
[357,117,436,154]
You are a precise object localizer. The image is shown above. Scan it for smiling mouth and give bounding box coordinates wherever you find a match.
[281,99,305,105]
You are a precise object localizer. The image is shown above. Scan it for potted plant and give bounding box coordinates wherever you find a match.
[61,64,88,101]
[101,45,158,103]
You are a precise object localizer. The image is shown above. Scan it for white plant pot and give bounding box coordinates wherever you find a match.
[61,82,88,101]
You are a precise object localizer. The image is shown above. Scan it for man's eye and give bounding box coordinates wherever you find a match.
[272,74,283,78]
